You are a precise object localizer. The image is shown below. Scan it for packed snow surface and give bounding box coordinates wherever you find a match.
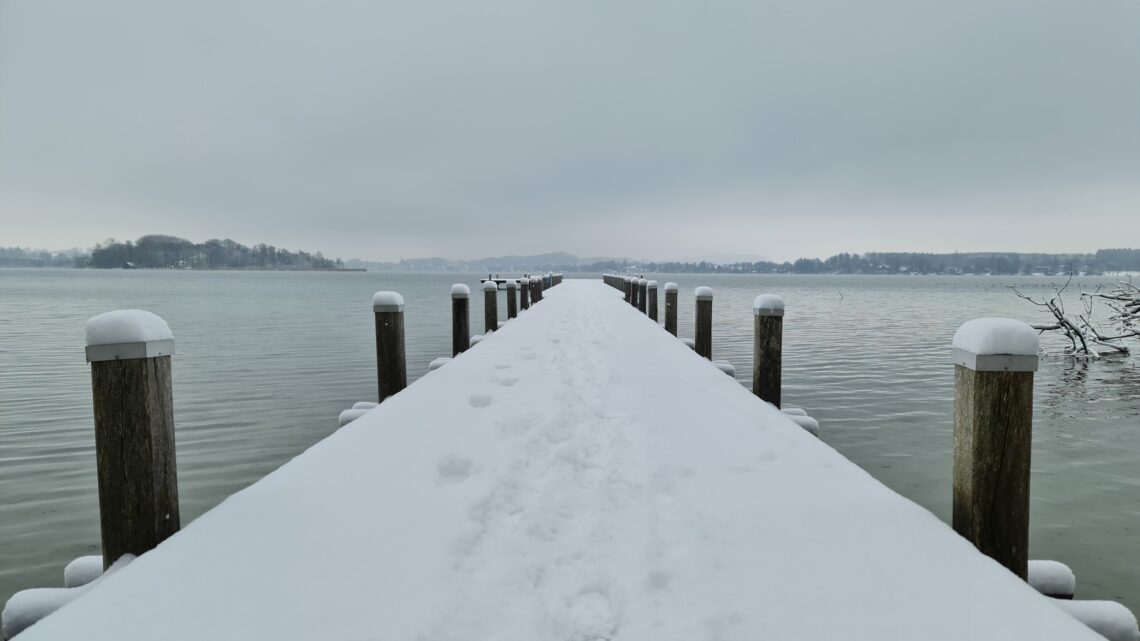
[694,286,713,300]
[25,281,1104,641]
[371,291,405,308]
[84,310,172,346]
[451,284,470,297]
[952,318,1039,355]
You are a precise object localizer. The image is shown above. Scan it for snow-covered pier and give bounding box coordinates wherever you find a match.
[5,280,1135,640]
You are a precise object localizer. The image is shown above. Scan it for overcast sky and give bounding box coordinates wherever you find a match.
[1,0,1137,262]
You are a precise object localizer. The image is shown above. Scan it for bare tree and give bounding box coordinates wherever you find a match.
[1011,274,1140,357]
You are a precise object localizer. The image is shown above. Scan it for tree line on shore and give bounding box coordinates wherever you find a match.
[4,238,1140,275]
[81,235,344,270]
[568,249,1140,275]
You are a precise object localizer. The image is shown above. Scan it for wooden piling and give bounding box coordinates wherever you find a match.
[951,319,1038,580]
[484,281,499,333]
[373,291,408,402]
[637,279,648,313]
[752,294,784,407]
[452,284,471,356]
[647,280,658,321]
[506,280,518,319]
[85,310,180,569]
[695,286,713,359]
[520,279,530,310]
[664,282,678,336]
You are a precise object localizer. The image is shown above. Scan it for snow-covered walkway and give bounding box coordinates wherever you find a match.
[20,280,1101,640]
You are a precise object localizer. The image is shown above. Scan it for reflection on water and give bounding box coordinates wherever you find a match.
[0,270,1137,612]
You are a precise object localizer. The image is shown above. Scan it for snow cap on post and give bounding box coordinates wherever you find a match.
[85,310,175,362]
[647,280,658,288]
[483,281,498,292]
[506,280,517,289]
[638,278,647,286]
[952,318,1039,372]
[753,294,785,317]
[695,286,713,300]
[451,283,470,298]
[664,282,678,293]
[372,291,405,313]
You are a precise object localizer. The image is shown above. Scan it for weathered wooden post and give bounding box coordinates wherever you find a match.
[484,281,499,333]
[623,277,632,303]
[647,280,658,321]
[85,309,180,569]
[452,284,471,356]
[638,279,648,313]
[664,282,678,335]
[951,318,1038,580]
[372,291,407,402]
[695,286,713,359]
[519,278,530,310]
[631,277,640,308]
[534,277,544,302]
[506,280,518,319]
[752,294,784,407]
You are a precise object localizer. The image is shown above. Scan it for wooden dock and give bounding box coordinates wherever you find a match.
[4,278,1129,640]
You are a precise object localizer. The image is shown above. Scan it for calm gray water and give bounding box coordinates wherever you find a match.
[1,269,1137,614]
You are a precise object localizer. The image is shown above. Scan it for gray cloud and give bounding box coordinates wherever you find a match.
[2,0,1138,261]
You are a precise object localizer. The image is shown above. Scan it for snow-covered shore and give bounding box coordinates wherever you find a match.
[16,280,1103,640]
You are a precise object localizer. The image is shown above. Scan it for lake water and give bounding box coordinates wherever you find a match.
[1,269,1138,614]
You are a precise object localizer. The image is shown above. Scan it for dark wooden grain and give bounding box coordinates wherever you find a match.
[665,290,678,336]
[452,297,470,356]
[753,315,783,407]
[520,281,530,310]
[953,365,1033,580]
[507,284,518,319]
[648,286,658,321]
[90,355,180,569]
[695,298,712,359]
[485,287,498,333]
[375,310,407,402]
[638,282,647,313]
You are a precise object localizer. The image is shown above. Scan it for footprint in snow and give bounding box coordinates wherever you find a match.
[469,394,493,408]
[566,590,615,640]
[492,376,520,387]
[494,363,512,370]
[436,455,475,486]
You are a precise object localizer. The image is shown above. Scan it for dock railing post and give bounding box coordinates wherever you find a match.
[506,280,518,319]
[373,291,408,402]
[638,279,648,313]
[631,277,639,308]
[695,286,713,359]
[85,310,180,569]
[519,279,530,310]
[531,277,543,303]
[452,284,471,356]
[647,280,658,321]
[624,277,632,303]
[664,282,678,336]
[484,281,499,333]
[752,294,784,407]
[951,318,1038,580]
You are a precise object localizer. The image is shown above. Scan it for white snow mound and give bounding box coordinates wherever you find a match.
[85,310,172,346]
[952,318,1038,355]
[371,291,405,307]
